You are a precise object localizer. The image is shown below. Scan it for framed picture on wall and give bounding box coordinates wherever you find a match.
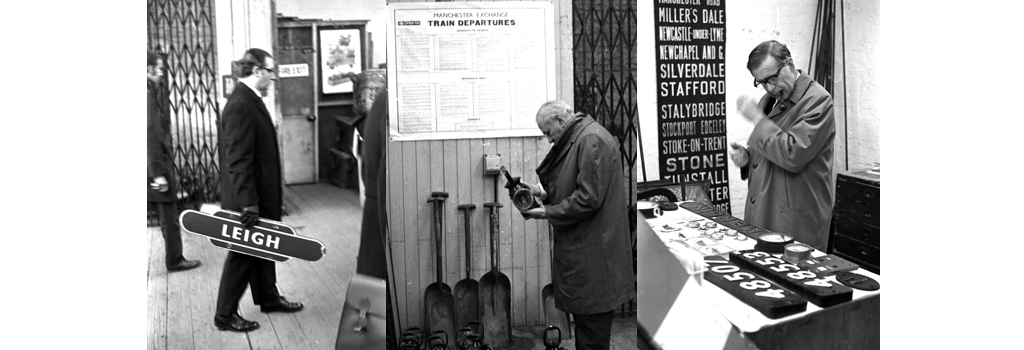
[319,28,362,94]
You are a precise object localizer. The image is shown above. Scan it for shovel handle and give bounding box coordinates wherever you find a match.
[458,204,476,279]
[428,196,444,285]
[483,202,502,273]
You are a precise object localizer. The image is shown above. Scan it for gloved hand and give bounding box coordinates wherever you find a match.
[240,205,260,228]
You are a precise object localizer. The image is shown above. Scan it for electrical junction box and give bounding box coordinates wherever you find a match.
[483,154,501,175]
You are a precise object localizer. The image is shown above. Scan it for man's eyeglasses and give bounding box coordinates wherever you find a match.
[259,66,278,74]
[753,64,786,88]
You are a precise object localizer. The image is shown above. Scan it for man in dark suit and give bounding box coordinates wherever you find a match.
[214,48,304,333]
[148,51,200,273]
[520,100,635,350]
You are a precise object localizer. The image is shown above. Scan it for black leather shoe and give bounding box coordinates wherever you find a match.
[214,313,259,332]
[168,259,201,272]
[260,296,304,313]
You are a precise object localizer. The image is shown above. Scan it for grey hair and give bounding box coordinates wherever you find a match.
[536,100,574,124]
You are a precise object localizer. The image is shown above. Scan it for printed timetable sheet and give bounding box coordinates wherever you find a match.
[387,2,555,141]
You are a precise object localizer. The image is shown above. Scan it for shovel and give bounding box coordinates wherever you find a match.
[479,201,512,348]
[425,192,456,342]
[542,230,572,339]
[454,204,479,330]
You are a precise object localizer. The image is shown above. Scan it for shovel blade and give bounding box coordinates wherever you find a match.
[453,279,479,329]
[542,284,572,339]
[424,288,456,343]
[478,273,510,348]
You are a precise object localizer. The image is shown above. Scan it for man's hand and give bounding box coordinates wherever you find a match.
[521,207,547,220]
[729,142,749,168]
[151,176,169,193]
[240,205,260,228]
[736,95,766,124]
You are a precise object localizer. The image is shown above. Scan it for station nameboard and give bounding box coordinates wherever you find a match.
[179,209,326,262]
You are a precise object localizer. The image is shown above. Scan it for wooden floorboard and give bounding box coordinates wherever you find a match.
[167,266,194,350]
[148,227,168,350]
[186,231,251,350]
[148,183,362,350]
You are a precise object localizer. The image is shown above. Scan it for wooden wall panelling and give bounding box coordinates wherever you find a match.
[424,140,441,327]
[495,138,513,326]
[419,141,434,327]
[529,138,546,327]
[386,136,402,328]
[470,140,487,285]
[442,140,460,286]
[509,138,526,326]
[402,141,419,327]
[455,139,471,286]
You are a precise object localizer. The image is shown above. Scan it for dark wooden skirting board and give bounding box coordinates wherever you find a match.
[703,256,807,319]
[730,250,853,308]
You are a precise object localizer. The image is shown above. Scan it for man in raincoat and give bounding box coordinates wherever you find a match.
[520,100,634,350]
[731,40,836,251]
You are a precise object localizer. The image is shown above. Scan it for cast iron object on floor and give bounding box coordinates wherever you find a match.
[542,232,572,339]
[425,192,456,342]
[454,204,480,331]
[428,330,450,350]
[543,326,567,350]
[399,327,423,350]
[456,323,489,350]
[479,202,512,348]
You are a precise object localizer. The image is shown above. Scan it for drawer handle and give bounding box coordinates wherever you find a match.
[860,249,869,256]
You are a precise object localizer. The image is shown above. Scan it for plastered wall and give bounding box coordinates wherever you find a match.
[215,0,279,123]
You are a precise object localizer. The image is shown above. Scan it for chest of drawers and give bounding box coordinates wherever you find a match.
[828,168,880,274]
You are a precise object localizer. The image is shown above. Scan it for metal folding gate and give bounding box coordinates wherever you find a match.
[147,0,221,225]
[572,0,638,317]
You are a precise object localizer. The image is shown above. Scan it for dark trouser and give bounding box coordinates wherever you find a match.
[573,310,615,350]
[215,251,280,316]
[155,201,184,268]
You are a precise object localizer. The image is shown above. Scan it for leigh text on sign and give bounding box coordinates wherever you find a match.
[221,225,281,249]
